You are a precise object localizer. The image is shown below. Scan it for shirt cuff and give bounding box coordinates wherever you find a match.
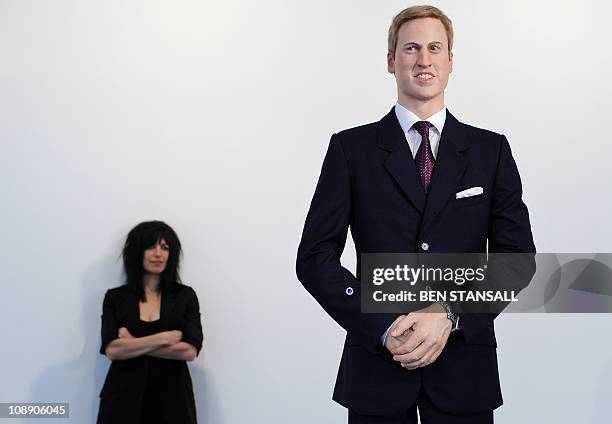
[381,323,393,345]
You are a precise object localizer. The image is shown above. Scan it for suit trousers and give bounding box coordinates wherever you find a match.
[348,385,494,424]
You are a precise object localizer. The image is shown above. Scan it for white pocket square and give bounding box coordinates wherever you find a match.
[455,186,484,199]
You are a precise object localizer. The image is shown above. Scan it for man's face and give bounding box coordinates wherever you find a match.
[388,17,453,107]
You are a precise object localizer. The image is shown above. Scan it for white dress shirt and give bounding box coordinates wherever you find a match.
[394,102,447,159]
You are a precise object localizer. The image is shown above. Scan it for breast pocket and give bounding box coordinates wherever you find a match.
[454,192,488,209]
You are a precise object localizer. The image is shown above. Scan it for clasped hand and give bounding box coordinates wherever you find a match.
[385,303,452,370]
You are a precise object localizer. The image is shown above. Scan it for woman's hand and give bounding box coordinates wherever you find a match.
[118,327,134,339]
[159,330,183,346]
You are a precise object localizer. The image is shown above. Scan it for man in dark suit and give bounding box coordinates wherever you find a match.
[296,5,535,423]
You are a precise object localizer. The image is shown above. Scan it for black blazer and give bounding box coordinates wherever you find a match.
[97,283,203,424]
[296,107,536,416]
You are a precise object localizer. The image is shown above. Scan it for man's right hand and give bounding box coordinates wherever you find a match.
[385,315,414,353]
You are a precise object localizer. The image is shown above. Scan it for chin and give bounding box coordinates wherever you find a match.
[409,87,442,99]
[403,91,434,101]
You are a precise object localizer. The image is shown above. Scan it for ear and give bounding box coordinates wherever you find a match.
[448,50,453,74]
[387,51,395,74]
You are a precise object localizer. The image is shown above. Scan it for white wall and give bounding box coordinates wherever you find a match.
[1,0,611,422]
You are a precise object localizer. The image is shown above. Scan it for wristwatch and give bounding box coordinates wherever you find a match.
[436,300,459,330]
[424,284,459,330]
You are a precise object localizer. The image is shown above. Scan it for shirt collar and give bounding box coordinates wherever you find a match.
[394,102,447,135]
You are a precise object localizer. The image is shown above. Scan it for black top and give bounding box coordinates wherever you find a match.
[139,319,169,424]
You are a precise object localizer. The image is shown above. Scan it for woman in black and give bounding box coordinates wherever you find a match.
[97,221,203,424]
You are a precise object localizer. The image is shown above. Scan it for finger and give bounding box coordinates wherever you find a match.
[393,342,429,364]
[390,314,417,337]
[416,352,434,368]
[415,345,444,369]
[394,328,415,345]
[391,332,426,355]
[403,347,435,369]
[395,353,425,368]
[402,358,425,370]
[389,315,405,329]
[426,348,443,365]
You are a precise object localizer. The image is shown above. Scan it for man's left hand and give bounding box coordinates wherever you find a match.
[388,303,452,369]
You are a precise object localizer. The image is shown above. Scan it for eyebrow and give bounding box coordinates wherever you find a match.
[402,41,443,47]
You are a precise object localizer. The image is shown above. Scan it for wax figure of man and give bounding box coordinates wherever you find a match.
[296,5,535,424]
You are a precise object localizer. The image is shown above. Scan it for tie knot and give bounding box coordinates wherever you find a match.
[412,121,432,137]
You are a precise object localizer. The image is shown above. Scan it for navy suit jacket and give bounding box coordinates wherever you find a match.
[296,107,535,415]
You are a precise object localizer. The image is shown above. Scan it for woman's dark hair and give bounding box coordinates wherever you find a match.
[122,220,182,301]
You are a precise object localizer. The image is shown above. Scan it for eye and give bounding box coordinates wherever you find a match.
[404,45,417,52]
[429,44,441,52]
[160,244,169,251]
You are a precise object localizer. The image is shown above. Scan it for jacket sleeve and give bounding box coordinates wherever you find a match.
[100,290,119,356]
[459,134,536,342]
[296,133,399,354]
[180,288,204,357]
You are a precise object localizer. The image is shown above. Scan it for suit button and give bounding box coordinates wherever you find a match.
[421,242,429,251]
[345,287,354,296]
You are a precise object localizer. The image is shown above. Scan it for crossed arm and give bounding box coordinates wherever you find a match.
[100,289,203,362]
[104,327,197,362]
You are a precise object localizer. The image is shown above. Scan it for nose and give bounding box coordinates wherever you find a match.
[416,50,432,68]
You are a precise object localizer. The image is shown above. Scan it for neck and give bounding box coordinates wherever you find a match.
[397,94,445,120]
[142,273,161,294]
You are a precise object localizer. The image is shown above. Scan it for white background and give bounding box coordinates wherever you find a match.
[1,0,611,422]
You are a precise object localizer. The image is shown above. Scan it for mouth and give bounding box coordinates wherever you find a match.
[414,73,435,83]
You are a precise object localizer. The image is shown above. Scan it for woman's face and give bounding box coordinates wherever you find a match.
[142,239,170,274]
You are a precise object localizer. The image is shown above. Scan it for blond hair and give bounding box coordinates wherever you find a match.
[388,5,454,54]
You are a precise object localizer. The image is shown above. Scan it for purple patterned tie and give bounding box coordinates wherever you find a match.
[413,121,435,192]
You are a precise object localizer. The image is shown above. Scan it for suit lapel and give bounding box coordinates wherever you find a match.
[421,110,470,232]
[379,107,426,214]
